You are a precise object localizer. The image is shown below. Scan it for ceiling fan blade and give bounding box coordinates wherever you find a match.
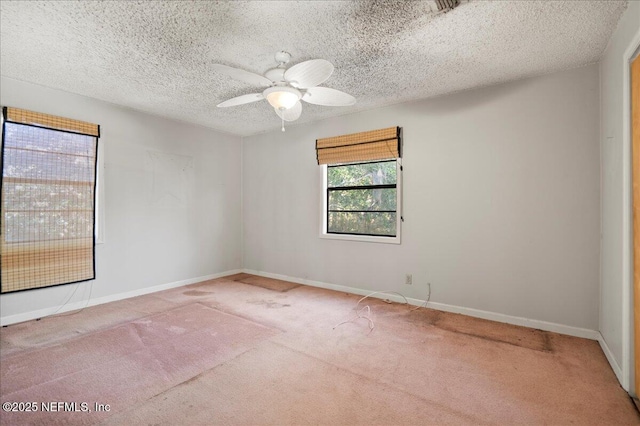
[212,64,272,87]
[302,87,356,106]
[284,59,334,89]
[217,93,264,108]
[275,101,302,122]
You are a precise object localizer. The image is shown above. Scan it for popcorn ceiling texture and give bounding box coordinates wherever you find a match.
[0,1,627,136]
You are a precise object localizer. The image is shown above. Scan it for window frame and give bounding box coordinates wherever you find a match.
[320,159,402,244]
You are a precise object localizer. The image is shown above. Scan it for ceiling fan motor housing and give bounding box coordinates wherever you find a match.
[265,67,286,83]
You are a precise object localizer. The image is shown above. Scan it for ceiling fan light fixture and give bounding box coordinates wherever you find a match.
[263,86,301,110]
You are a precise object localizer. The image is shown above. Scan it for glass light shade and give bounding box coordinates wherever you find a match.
[263,86,301,110]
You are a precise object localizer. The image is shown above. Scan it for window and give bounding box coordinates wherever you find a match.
[323,159,401,241]
[0,107,100,293]
[317,127,402,244]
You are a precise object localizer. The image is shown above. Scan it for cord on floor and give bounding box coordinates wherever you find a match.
[333,285,431,332]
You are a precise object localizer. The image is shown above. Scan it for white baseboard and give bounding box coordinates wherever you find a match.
[242,269,600,341]
[0,269,242,326]
[597,333,623,385]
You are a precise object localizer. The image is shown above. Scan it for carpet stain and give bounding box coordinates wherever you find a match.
[631,396,640,415]
[400,306,552,352]
[183,290,213,296]
[247,300,291,309]
[441,328,552,352]
[542,332,553,352]
[226,273,300,292]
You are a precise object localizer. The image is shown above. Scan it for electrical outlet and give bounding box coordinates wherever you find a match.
[405,274,412,285]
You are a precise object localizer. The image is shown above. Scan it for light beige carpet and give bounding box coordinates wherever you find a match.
[1,274,638,425]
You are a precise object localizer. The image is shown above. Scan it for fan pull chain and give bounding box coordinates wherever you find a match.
[281,115,285,132]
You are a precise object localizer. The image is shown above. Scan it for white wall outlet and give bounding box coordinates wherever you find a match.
[405,274,413,285]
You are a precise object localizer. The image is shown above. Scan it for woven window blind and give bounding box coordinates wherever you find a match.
[316,126,401,165]
[1,107,100,293]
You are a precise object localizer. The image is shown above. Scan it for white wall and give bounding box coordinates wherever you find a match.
[599,1,640,391]
[0,77,242,323]
[243,64,601,331]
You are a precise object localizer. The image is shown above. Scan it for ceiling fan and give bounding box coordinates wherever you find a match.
[214,51,356,131]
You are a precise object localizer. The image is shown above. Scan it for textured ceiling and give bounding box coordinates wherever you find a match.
[0,1,628,136]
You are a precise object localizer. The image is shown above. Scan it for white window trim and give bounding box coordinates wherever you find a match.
[319,160,402,245]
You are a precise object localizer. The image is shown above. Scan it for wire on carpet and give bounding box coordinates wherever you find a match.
[410,282,431,311]
[333,284,431,332]
[48,281,94,318]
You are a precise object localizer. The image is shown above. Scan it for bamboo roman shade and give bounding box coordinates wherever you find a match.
[316,126,401,165]
[1,107,100,293]
[5,107,100,137]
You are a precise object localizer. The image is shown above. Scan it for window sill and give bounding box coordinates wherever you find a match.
[319,232,401,245]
